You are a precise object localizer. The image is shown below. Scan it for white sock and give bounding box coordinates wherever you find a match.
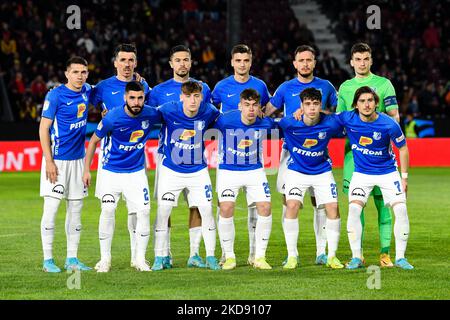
[41,197,61,260]
[326,218,340,258]
[347,203,363,259]
[247,206,257,257]
[393,203,409,261]
[218,216,235,259]
[135,210,150,262]
[216,206,224,256]
[65,199,83,258]
[189,226,202,257]
[167,227,171,256]
[255,214,272,258]
[99,203,116,261]
[198,206,216,257]
[313,206,327,256]
[283,218,299,257]
[154,205,172,257]
[282,204,298,256]
[127,212,137,261]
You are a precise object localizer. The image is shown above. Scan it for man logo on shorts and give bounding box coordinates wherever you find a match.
[221,189,235,198]
[288,187,302,197]
[52,184,65,195]
[102,194,115,204]
[351,188,366,197]
[359,136,373,146]
[302,139,318,148]
[161,192,175,202]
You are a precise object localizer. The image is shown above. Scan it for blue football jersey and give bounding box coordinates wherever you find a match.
[42,84,92,160]
[95,105,161,173]
[158,100,220,173]
[149,77,212,155]
[211,75,271,113]
[214,110,276,171]
[278,114,343,175]
[270,76,337,116]
[335,111,407,175]
[90,76,151,111]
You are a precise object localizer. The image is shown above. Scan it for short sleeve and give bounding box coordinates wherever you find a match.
[95,115,113,139]
[202,82,213,104]
[389,121,406,148]
[89,83,103,109]
[269,84,285,109]
[327,83,338,109]
[42,90,59,120]
[211,84,222,106]
[148,86,159,107]
[260,81,271,106]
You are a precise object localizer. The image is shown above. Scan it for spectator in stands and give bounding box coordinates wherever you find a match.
[30,75,47,101]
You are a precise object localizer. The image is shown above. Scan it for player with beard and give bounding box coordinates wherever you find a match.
[264,45,338,266]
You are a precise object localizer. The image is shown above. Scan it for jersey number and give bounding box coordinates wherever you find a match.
[330,183,337,198]
[263,182,271,195]
[394,181,401,193]
[205,184,213,200]
[143,188,149,202]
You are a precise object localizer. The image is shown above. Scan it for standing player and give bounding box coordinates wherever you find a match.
[83,81,160,272]
[265,45,338,265]
[214,89,275,270]
[39,57,92,272]
[152,81,221,271]
[277,88,344,269]
[90,44,151,268]
[149,45,212,269]
[334,86,413,270]
[337,43,400,267]
[211,44,271,266]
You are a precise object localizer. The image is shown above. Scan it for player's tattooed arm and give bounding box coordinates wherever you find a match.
[39,117,58,183]
[398,144,409,195]
[83,133,102,188]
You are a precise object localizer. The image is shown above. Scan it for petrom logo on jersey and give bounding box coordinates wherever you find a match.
[302,139,318,148]
[77,103,86,118]
[359,136,373,146]
[129,130,144,142]
[179,129,196,141]
[237,139,253,149]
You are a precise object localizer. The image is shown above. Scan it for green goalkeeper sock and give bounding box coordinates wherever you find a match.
[374,196,392,254]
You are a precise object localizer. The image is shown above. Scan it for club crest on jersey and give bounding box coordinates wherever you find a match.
[77,103,86,118]
[129,130,144,142]
[238,139,253,149]
[82,93,88,101]
[302,139,318,148]
[372,132,381,140]
[43,100,50,111]
[179,129,196,141]
[197,120,205,131]
[359,136,373,146]
[141,120,149,130]
[254,130,262,139]
[318,132,327,140]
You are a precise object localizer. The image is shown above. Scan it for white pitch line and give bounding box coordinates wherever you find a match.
[0,233,27,238]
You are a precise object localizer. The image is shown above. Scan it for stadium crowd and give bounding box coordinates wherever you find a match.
[1,0,448,123]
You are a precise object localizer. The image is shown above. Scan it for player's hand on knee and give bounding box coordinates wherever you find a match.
[82,171,91,188]
[46,160,58,184]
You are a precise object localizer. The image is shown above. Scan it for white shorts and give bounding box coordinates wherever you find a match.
[40,158,88,200]
[157,166,213,207]
[349,171,406,207]
[217,168,271,206]
[96,168,150,212]
[276,148,315,197]
[284,169,337,208]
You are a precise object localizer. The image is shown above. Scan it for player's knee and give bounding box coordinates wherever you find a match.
[350,200,365,208]
[67,199,83,214]
[219,202,234,218]
[100,203,117,219]
[136,210,150,235]
[256,202,271,217]
[325,203,339,219]
[285,200,301,218]
[392,202,408,219]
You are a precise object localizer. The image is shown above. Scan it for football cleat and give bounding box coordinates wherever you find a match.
[253,257,272,270]
[163,256,173,269]
[205,256,221,270]
[151,256,165,271]
[380,253,394,268]
[247,255,255,266]
[94,259,111,273]
[315,253,328,265]
[65,257,92,271]
[222,258,237,270]
[187,254,206,268]
[395,258,414,270]
[326,256,344,269]
[43,259,61,273]
[134,260,152,272]
[282,256,298,269]
[345,257,364,270]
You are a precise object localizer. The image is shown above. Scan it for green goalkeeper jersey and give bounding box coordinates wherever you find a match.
[336,73,398,113]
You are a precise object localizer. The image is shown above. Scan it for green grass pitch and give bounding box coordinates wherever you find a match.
[0,168,449,300]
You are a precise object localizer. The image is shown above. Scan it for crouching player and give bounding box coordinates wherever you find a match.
[214,89,275,270]
[152,81,221,271]
[335,86,413,270]
[83,81,160,272]
[277,88,344,269]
